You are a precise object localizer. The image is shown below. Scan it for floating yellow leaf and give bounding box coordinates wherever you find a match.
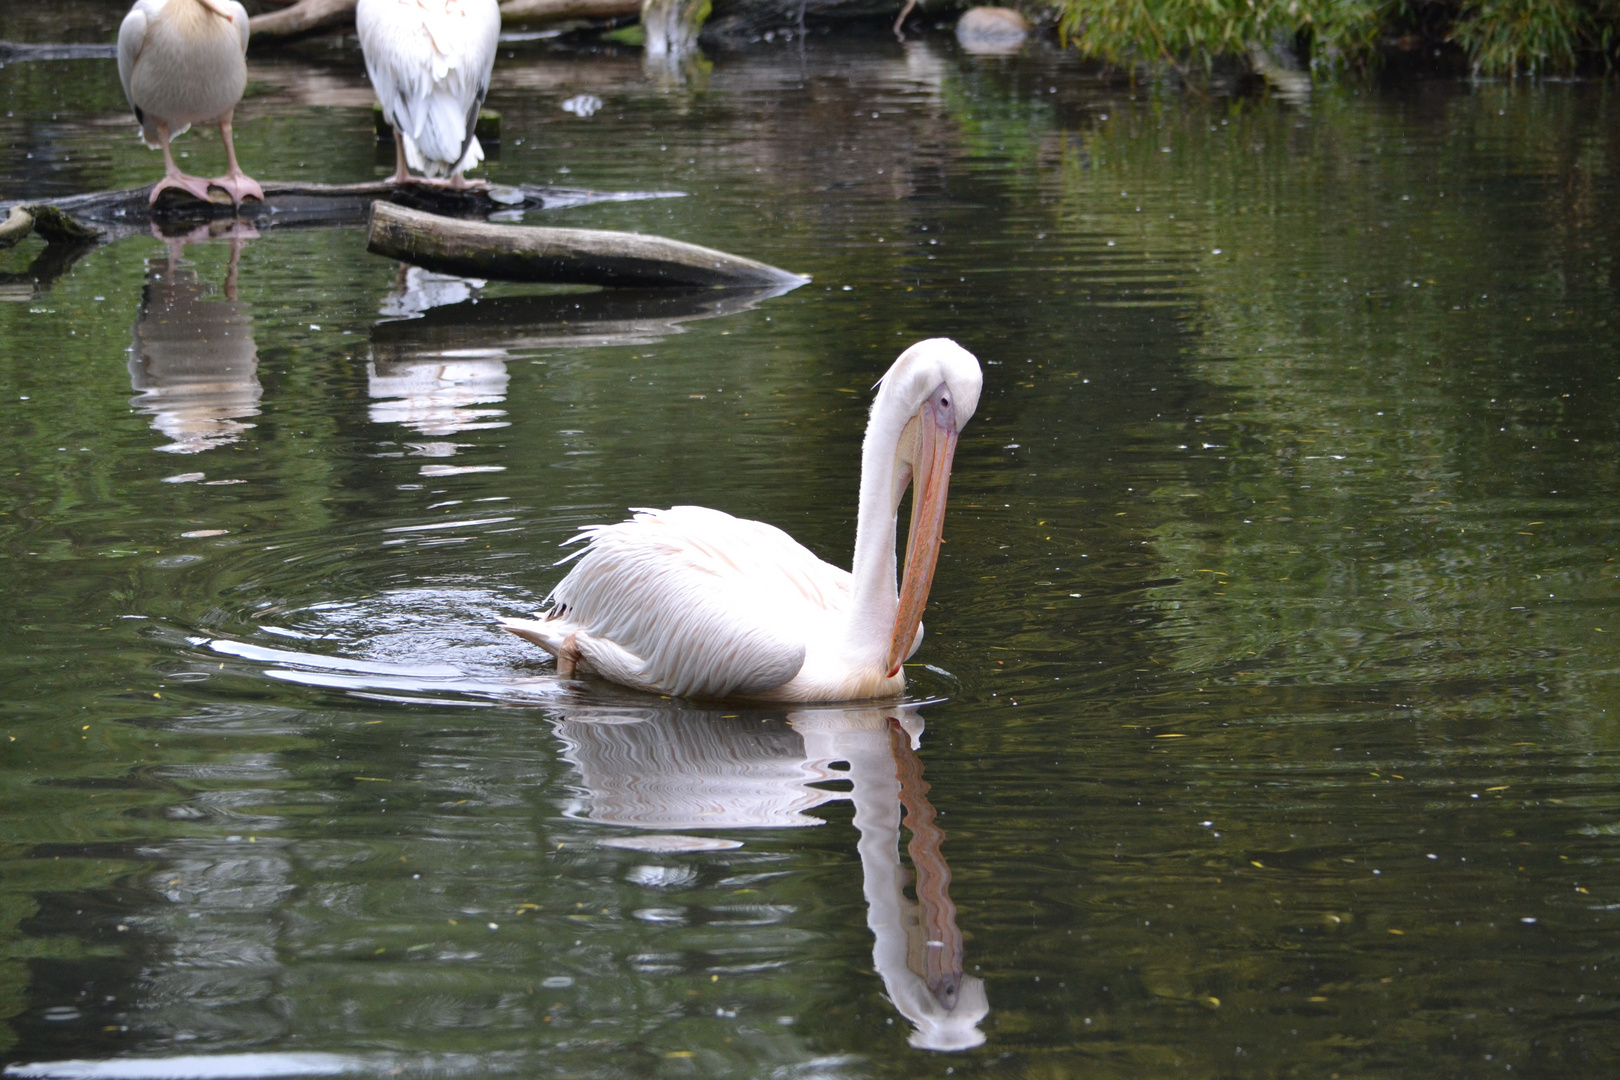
[1486,786,1509,792]
[665,1051,695,1058]
[1388,929,1405,935]
[1250,860,1264,869]
[1155,733,1187,739]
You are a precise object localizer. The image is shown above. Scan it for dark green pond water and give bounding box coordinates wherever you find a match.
[4,8,1620,1078]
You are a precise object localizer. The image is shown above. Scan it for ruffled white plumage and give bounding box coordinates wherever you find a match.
[509,506,853,699]
[356,0,500,177]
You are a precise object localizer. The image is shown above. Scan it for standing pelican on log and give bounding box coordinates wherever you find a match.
[117,0,261,206]
[503,338,983,702]
[357,0,501,187]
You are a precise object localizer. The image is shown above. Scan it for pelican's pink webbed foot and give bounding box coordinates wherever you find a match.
[207,170,263,206]
[209,119,262,206]
[149,170,220,206]
[149,120,219,206]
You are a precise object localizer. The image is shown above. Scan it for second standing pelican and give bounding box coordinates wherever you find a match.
[357,0,502,187]
[503,338,984,702]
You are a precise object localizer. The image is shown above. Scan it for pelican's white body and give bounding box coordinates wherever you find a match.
[356,0,501,178]
[117,0,250,147]
[503,339,984,702]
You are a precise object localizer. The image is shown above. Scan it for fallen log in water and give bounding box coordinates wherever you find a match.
[0,180,681,237]
[367,201,807,288]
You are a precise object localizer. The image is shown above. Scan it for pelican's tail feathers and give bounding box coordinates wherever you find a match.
[399,92,480,177]
[501,616,564,655]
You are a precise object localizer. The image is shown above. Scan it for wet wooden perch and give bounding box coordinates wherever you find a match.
[367,201,807,288]
[0,180,681,238]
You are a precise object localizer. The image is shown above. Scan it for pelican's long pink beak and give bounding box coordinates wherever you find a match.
[887,394,959,678]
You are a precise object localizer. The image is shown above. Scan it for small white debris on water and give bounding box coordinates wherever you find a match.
[561,94,603,117]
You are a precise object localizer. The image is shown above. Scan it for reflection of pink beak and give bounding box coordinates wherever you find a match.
[887,391,960,678]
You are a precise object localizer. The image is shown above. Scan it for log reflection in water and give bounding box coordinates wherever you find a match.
[128,230,261,454]
[556,704,990,1051]
[367,268,511,443]
[365,269,800,449]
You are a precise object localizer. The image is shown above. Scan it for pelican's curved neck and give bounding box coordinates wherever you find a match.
[847,392,911,665]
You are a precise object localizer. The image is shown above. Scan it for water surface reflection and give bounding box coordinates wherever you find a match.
[128,230,260,455]
[557,702,989,1051]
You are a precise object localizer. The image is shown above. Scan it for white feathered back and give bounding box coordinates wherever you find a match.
[546,506,854,699]
[356,0,501,177]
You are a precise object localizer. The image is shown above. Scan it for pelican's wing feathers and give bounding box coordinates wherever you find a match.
[546,506,852,699]
[117,0,158,120]
[219,0,251,52]
[357,0,500,175]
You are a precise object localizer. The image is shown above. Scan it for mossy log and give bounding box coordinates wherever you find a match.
[366,201,807,288]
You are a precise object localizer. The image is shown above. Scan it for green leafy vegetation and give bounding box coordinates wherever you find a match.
[1052,0,1620,75]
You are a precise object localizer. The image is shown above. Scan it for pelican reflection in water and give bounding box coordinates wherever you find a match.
[129,226,261,454]
[554,703,989,1050]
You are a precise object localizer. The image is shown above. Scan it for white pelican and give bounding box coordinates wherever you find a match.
[356,0,501,187]
[502,338,983,702]
[118,0,262,206]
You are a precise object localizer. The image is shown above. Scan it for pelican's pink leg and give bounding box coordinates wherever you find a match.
[391,128,412,184]
[557,632,581,678]
[208,114,263,205]
[148,120,217,205]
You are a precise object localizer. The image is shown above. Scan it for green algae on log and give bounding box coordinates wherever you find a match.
[366,201,809,288]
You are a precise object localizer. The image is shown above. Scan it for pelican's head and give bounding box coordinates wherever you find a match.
[873,338,982,677]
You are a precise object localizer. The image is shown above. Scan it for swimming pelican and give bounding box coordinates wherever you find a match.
[502,338,983,702]
[356,0,501,187]
[117,0,262,206]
